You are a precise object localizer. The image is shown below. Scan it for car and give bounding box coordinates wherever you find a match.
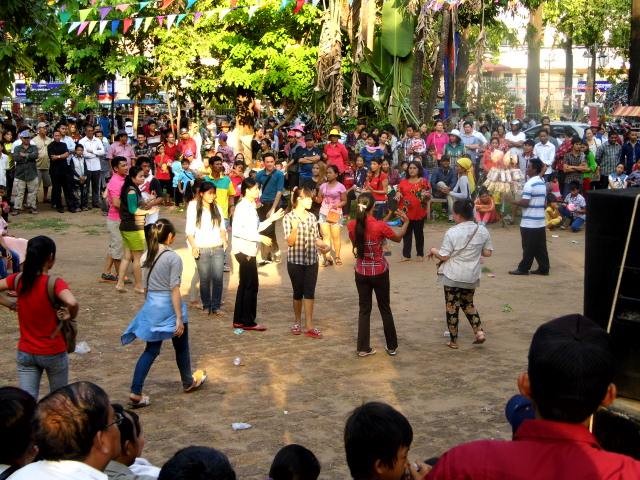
[524,122,590,142]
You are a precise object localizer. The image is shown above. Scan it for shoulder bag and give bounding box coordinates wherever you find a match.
[436,224,479,276]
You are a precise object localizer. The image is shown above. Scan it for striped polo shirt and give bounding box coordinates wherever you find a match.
[520,175,546,228]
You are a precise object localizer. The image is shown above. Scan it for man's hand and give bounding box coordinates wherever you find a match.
[269,208,285,222]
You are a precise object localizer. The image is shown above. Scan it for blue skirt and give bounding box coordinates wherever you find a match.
[121,291,188,345]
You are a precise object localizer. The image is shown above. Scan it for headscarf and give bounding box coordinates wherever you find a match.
[456,157,476,193]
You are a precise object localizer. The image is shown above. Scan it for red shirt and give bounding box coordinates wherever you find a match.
[367,172,388,202]
[426,419,640,480]
[397,178,430,220]
[324,142,349,173]
[230,173,243,198]
[154,154,172,181]
[163,142,179,161]
[8,274,70,355]
[347,216,395,276]
[178,138,197,158]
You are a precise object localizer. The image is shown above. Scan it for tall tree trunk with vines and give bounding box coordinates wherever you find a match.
[526,4,543,119]
[425,9,450,124]
[316,0,344,122]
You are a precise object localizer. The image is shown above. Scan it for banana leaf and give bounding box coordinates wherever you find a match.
[381,0,415,59]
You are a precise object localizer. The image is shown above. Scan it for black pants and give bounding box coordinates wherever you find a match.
[50,163,76,210]
[5,169,14,207]
[287,262,319,300]
[517,227,550,273]
[355,270,398,352]
[233,253,259,327]
[402,218,425,258]
[87,170,101,207]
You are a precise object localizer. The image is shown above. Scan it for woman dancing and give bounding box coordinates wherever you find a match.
[347,192,408,357]
[283,186,330,338]
[122,219,206,407]
[428,199,492,349]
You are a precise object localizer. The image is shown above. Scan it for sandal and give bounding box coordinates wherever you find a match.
[134,288,145,294]
[128,394,151,409]
[447,341,459,349]
[184,369,207,393]
[399,257,411,262]
[334,257,343,266]
[305,328,323,339]
[473,330,486,344]
[290,323,302,335]
[322,257,334,267]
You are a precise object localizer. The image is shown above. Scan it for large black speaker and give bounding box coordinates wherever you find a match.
[584,189,640,400]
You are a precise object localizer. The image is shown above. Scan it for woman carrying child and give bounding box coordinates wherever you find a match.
[396,161,431,261]
[283,186,330,338]
[122,219,206,408]
[428,199,492,349]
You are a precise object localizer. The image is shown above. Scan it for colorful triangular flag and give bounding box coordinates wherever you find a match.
[123,18,133,33]
[78,8,92,22]
[219,8,230,19]
[134,17,144,31]
[138,1,150,12]
[186,0,197,8]
[156,15,165,26]
[279,0,288,11]
[116,4,129,12]
[160,0,174,9]
[99,7,112,20]
[111,19,120,34]
[312,0,319,5]
[87,20,98,35]
[143,16,153,31]
[193,11,202,22]
[248,5,258,17]
[166,14,176,29]
[59,11,72,23]
[68,21,81,33]
[205,10,216,18]
[99,20,108,34]
[176,13,187,25]
[77,21,89,35]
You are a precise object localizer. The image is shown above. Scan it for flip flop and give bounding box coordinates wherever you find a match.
[447,341,459,349]
[128,394,151,409]
[184,369,207,393]
[334,257,343,266]
[242,324,267,331]
[473,331,486,344]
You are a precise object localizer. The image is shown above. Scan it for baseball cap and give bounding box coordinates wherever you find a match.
[304,134,314,141]
[37,122,48,129]
[511,119,521,125]
[19,130,33,138]
[180,127,189,134]
[125,121,133,127]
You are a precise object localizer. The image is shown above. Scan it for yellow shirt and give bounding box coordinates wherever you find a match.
[545,206,561,226]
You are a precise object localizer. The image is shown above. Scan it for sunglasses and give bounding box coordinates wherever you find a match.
[104,412,124,430]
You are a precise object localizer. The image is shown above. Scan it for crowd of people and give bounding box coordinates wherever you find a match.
[0,109,639,478]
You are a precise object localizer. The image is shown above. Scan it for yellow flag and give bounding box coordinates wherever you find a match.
[78,8,93,22]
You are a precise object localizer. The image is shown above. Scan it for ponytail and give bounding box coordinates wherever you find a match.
[143,219,176,268]
[19,236,56,295]
[354,192,374,259]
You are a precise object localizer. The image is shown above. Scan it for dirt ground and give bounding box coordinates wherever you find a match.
[0,208,585,479]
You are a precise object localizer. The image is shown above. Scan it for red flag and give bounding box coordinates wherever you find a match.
[230,0,237,6]
[293,0,305,13]
[160,0,174,9]
[123,18,133,33]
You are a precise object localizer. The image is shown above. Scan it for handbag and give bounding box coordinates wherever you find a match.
[436,224,479,276]
[326,208,341,224]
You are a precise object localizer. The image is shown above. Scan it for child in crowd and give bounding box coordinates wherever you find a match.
[268,444,320,480]
[70,143,89,210]
[422,148,437,178]
[175,158,195,207]
[608,163,628,189]
[627,161,640,187]
[547,173,562,200]
[229,160,245,203]
[560,181,586,232]
[344,401,426,480]
[0,186,10,222]
[545,193,562,230]
[474,187,497,226]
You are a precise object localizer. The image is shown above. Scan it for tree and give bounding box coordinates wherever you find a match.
[525,2,543,119]
[0,0,61,96]
[629,0,640,103]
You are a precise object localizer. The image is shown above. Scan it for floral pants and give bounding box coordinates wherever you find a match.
[444,286,482,342]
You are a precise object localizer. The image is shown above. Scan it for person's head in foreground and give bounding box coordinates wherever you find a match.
[0,387,37,471]
[268,444,320,480]
[344,401,413,480]
[158,446,236,480]
[110,403,145,468]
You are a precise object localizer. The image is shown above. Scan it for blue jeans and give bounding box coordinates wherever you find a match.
[0,249,19,279]
[195,246,225,313]
[559,206,585,232]
[17,350,68,399]
[130,323,193,395]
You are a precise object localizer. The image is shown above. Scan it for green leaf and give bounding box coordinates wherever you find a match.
[381,0,415,58]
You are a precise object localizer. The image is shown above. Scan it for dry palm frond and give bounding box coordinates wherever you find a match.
[316,0,344,121]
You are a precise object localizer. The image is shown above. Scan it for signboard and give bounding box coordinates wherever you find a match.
[577,80,612,93]
[14,82,65,99]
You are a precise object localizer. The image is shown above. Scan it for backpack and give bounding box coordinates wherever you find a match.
[13,273,77,354]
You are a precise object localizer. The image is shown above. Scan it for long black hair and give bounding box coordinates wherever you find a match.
[353,192,374,259]
[196,182,221,228]
[291,185,314,208]
[143,219,176,268]
[119,165,143,209]
[19,235,56,294]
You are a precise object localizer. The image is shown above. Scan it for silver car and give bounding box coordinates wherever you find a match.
[524,122,590,141]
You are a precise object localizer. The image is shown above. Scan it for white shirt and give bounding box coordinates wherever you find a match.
[505,131,526,157]
[8,460,108,480]
[185,200,225,248]
[231,198,271,257]
[70,155,86,178]
[0,153,7,186]
[78,136,105,171]
[439,221,493,285]
[62,136,76,153]
[520,175,547,229]
[533,141,556,175]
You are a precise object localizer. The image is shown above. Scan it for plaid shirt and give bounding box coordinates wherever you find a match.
[283,211,320,265]
[347,217,395,276]
[563,152,585,185]
[596,142,622,176]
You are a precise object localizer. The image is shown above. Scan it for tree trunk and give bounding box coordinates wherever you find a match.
[425,10,450,123]
[525,4,543,119]
[563,35,573,116]
[629,0,640,104]
[410,45,425,121]
[454,26,471,109]
[349,0,362,118]
[586,46,596,103]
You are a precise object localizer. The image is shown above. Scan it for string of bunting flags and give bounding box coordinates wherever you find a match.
[59,0,322,36]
